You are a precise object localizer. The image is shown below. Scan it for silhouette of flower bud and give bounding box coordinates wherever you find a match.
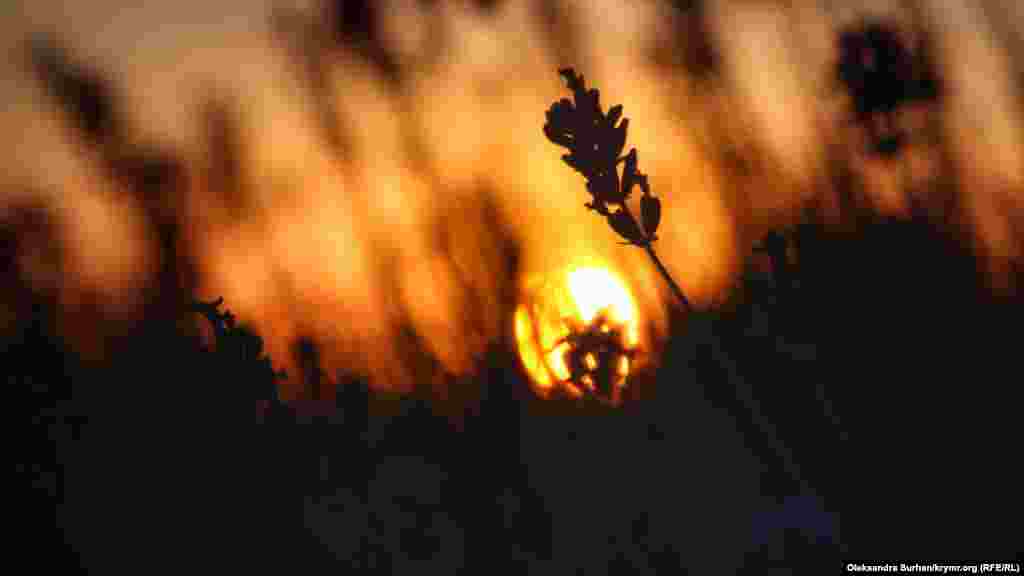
[544,67,658,248]
[641,195,661,240]
[608,209,649,246]
[551,307,637,405]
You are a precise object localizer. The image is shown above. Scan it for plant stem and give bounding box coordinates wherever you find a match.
[616,202,692,310]
[644,244,691,310]
[618,202,810,498]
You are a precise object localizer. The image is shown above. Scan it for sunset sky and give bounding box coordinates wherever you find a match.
[2,0,1022,396]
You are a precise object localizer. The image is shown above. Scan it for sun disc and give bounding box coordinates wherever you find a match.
[514,262,642,403]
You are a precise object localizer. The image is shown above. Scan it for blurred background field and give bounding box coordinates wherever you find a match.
[4,1,1022,572]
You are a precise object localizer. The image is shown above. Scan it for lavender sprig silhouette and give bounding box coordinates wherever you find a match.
[544,68,689,310]
[543,67,810,497]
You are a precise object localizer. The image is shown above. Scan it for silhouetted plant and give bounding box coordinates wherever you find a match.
[543,67,810,499]
[544,68,690,310]
[750,209,826,295]
[553,307,635,406]
[835,19,941,157]
[192,296,286,405]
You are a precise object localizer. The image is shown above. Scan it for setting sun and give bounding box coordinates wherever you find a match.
[566,267,641,346]
[514,263,641,404]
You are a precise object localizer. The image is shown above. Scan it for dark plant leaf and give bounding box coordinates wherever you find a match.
[607,210,647,246]
[641,195,661,239]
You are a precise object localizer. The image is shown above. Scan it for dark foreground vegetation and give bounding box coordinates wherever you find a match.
[8,214,1022,574]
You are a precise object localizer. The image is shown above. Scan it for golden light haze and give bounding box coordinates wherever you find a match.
[2,1,1022,396]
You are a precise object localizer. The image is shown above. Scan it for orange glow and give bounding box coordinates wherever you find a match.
[514,262,641,402]
[513,304,552,391]
[4,1,1024,395]
[566,266,641,348]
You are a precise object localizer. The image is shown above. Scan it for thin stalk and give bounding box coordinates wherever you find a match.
[617,202,692,310]
[644,243,688,307]
[619,202,810,497]
[544,66,809,496]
